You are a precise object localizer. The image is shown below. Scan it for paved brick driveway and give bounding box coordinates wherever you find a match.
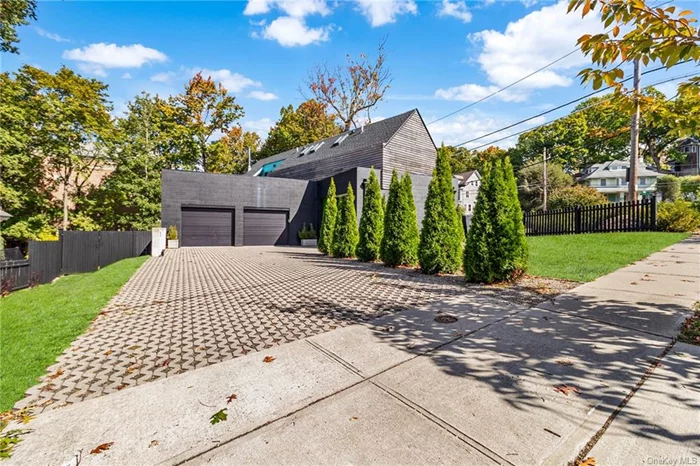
[19,247,559,411]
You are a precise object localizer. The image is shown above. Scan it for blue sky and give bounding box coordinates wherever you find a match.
[3,0,697,148]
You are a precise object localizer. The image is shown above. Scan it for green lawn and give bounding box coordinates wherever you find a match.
[0,256,148,412]
[527,232,691,282]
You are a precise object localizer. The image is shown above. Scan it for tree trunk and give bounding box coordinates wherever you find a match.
[62,181,69,230]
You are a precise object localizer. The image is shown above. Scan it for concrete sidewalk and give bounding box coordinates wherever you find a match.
[6,238,699,466]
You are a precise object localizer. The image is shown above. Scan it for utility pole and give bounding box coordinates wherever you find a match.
[628,59,641,201]
[247,147,252,173]
[543,147,548,211]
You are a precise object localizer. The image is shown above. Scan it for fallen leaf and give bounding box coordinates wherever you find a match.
[210,409,228,425]
[555,359,574,366]
[48,369,64,380]
[149,440,159,448]
[226,393,237,403]
[554,385,580,396]
[127,345,140,351]
[162,359,171,367]
[578,457,596,466]
[116,384,128,391]
[90,442,114,454]
[126,365,140,374]
[630,282,638,285]
[104,350,113,356]
[350,416,359,421]
[263,356,276,363]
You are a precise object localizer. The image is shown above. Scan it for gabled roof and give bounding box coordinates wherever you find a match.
[455,170,480,185]
[578,159,661,180]
[248,109,419,175]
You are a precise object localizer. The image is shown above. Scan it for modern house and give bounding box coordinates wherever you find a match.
[578,159,661,202]
[454,170,481,214]
[161,109,456,247]
[672,137,700,177]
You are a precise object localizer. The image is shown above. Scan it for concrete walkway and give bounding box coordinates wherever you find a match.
[6,238,699,466]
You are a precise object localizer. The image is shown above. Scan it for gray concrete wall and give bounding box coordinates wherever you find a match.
[161,170,317,246]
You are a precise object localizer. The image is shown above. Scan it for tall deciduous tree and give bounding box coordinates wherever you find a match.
[259,100,342,159]
[176,72,244,171]
[207,126,261,174]
[332,183,359,258]
[6,66,115,231]
[305,40,392,131]
[1,0,37,54]
[518,162,574,212]
[356,168,384,262]
[569,0,700,136]
[419,149,463,275]
[318,178,337,255]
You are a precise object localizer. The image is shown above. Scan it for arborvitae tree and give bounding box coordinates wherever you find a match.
[402,173,420,265]
[318,178,337,254]
[464,162,494,282]
[464,157,527,283]
[332,183,359,258]
[419,150,463,274]
[380,170,419,267]
[357,168,384,262]
[502,156,528,276]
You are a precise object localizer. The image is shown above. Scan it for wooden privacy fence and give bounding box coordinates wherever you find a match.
[523,198,657,236]
[0,230,151,292]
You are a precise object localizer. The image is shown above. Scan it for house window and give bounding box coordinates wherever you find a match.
[600,179,607,187]
[256,160,284,177]
[468,204,472,212]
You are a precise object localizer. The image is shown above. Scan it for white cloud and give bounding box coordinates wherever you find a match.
[262,16,332,47]
[470,1,603,89]
[62,43,168,77]
[121,72,133,79]
[35,27,70,42]
[435,1,603,105]
[248,90,278,101]
[244,0,329,17]
[151,71,177,83]
[355,0,417,27]
[427,113,546,148]
[244,117,275,138]
[194,68,262,92]
[437,0,472,23]
[77,63,108,77]
[435,83,527,103]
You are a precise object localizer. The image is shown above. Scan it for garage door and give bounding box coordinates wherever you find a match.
[243,209,288,246]
[181,208,234,247]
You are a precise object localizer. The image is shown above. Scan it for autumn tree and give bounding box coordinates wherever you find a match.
[207,126,261,174]
[0,67,56,241]
[305,40,392,131]
[2,66,115,232]
[1,0,37,54]
[176,72,244,171]
[569,0,700,136]
[259,100,341,159]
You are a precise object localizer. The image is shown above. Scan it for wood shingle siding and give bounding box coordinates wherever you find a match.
[381,111,437,189]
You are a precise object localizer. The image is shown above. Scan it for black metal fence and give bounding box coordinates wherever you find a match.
[0,230,151,292]
[523,198,657,236]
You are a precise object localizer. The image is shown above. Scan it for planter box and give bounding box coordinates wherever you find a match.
[167,239,179,249]
[300,239,317,247]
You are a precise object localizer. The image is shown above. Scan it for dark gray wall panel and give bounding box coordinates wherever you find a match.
[181,208,234,246]
[382,111,437,189]
[162,170,316,246]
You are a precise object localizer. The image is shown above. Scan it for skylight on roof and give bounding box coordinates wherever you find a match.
[309,141,324,154]
[332,134,349,147]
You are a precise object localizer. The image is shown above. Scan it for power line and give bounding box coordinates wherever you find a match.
[462,71,698,154]
[427,0,676,126]
[452,62,692,149]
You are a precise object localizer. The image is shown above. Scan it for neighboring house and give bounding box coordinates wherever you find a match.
[454,170,481,214]
[672,137,700,177]
[162,109,458,247]
[578,159,661,202]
